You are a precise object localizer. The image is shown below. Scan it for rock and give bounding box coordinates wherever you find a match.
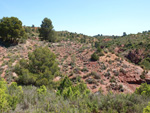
[53,76,61,82]
[12,72,18,78]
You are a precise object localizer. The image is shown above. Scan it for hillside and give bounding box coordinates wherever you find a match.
[1,30,150,94]
[1,26,150,112]
[94,31,150,69]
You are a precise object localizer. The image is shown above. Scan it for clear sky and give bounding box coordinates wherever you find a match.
[0,0,150,36]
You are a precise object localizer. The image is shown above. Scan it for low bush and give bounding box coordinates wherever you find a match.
[86,78,97,84]
[140,58,150,70]
[113,70,119,76]
[110,76,116,83]
[90,71,101,79]
[81,67,89,72]
[91,52,99,61]
[96,47,104,56]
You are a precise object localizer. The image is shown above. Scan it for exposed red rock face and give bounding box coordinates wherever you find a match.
[126,49,144,64]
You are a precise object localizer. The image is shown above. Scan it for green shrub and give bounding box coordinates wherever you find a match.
[37,85,47,95]
[140,58,150,70]
[110,76,116,83]
[81,67,88,72]
[0,79,23,112]
[135,83,150,96]
[104,72,111,78]
[86,78,96,84]
[91,52,99,61]
[58,76,72,93]
[8,82,23,110]
[120,68,126,74]
[57,76,90,100]
[0,79,9,112]
[113,70,119,76]
[90,71,101,79]
[143,102,150,113]
[15,47,60,87]
[73,67,80,74]
[96,47,104,56]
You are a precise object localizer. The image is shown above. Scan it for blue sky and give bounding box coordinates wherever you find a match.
[0,0,150,36]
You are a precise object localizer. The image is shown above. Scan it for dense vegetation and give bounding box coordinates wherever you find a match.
[1,77,150,113]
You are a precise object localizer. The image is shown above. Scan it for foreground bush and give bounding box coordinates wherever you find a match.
[6,85,148,113]
[143,102,150,113]
[135,83,150,96]
[0,78,149,113]
[0,79,23,112]
[57,76,90,100]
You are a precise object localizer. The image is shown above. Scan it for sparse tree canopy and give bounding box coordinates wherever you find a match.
[0,17,26,43]
[39,18,57,42]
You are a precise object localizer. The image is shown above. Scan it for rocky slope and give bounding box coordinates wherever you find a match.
[0,39,149,94]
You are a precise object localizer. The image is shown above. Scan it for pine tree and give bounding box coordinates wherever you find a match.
[39,18,57,42]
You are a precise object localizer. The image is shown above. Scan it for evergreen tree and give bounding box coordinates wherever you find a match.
[15,47,60,86]
[39,18,57,42]
[32,24,35,28]
[123,32,127,36]
[0,17,26,43]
